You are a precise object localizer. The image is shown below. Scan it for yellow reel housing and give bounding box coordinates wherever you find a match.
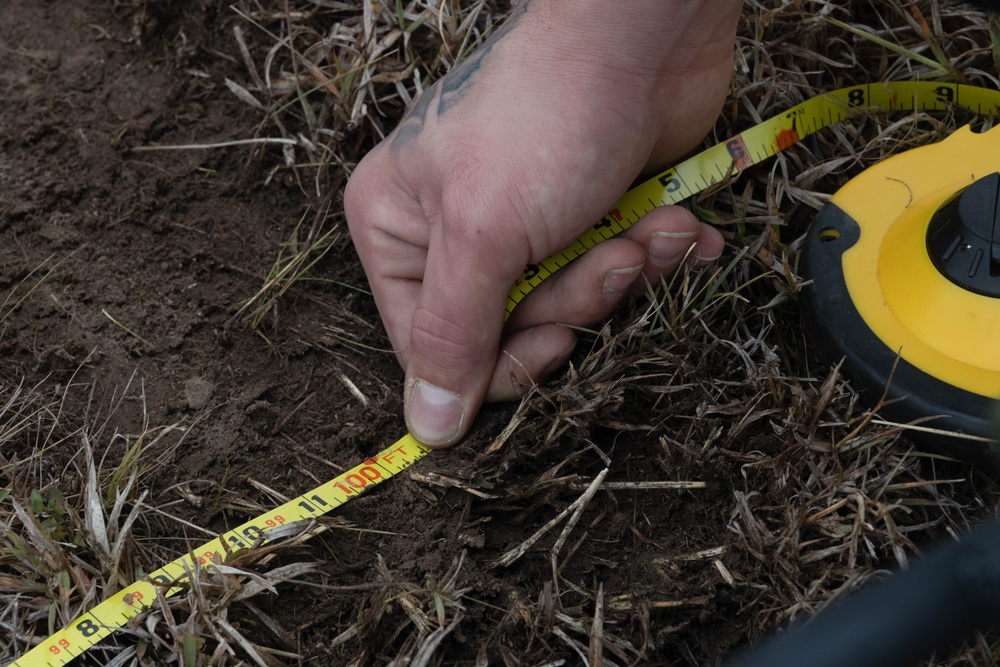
[801,125,1000,458]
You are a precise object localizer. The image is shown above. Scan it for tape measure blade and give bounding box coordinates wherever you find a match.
[822,82,1000,121]
[505,86,845,313]
[24,628,83,667]
[4,434,432,667]
[12,608,122,667]
[671,155,718,195]
[227,433,429,546]
[626,132,752,210]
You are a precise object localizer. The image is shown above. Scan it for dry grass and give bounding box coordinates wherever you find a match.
[0,378,339,666]
[1,376,190,663]
[214,0,510,330]
[6,0,1000,666]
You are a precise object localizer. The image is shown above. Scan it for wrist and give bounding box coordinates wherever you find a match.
[533,0,742,73]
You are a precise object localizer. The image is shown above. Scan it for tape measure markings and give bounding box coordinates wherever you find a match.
[10,81,1000,667]
[9,434,430,667]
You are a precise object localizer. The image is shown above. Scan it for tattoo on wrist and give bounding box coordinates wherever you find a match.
[391,1,530,149]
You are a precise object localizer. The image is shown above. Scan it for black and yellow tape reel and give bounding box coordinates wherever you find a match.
[801,124,1000,457]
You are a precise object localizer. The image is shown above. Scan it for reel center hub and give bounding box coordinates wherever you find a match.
[926,171,1000,298]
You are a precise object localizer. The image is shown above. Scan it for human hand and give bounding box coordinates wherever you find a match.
[345,0,742,448]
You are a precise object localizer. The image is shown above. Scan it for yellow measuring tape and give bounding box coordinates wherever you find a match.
[8,80,1000,667]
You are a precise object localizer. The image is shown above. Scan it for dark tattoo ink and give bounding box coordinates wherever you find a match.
[391,0,530,149]
[392,82,436,147]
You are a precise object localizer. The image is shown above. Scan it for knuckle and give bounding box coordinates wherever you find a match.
[439,183,533,266]
[409,307,487,369]
[344,155,372,206]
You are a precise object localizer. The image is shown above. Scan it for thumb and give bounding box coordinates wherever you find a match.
[404,228,519,448]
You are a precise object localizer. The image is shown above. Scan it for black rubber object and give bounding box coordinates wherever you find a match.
[721,517,1000,667]
[799,202,1000,463]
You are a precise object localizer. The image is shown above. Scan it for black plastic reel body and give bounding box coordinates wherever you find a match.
[801,204,999,462]
[799,125,1000,463]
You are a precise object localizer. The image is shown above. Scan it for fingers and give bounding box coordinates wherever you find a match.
[344,152,428,368]
[349,152,726,450]
[622,205,724,293]
[403,221,524,449]
[484,206,725,404]
[503,238,644,332]
[506,206,723,332]
[485,324,576,402]
[482,238,646,403]
[348,146,535,449]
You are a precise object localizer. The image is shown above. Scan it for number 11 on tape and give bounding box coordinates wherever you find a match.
[7,434,432,667]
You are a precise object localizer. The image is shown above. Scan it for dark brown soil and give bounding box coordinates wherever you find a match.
[3,2,996,666]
